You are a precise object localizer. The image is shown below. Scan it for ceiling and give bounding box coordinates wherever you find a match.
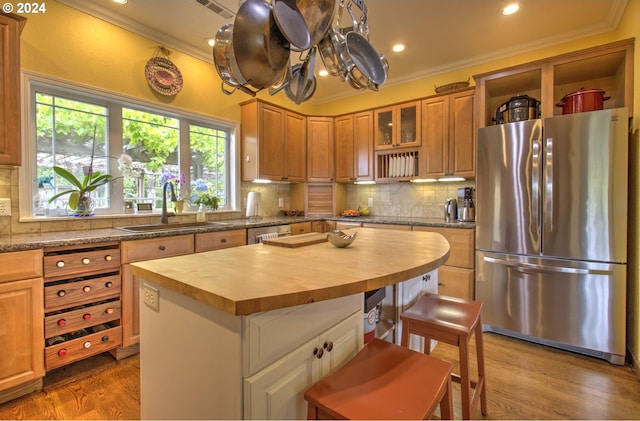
[57,0,628,104]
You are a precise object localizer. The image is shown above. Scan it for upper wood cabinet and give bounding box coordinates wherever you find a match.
[307,116,335,182]
[422,88,475,178]
[0,14,25,166]
[374,101,421,150]
[241,100,306,182]
[335,111,374,183]
[474,38,634,128]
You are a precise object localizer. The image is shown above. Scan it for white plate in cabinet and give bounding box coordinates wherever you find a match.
[121,235,194,263]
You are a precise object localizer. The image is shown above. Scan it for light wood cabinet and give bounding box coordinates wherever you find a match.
[422,88,475,178]
[244,311,361,420]
[290,221,312,235]
[195,229,246,252]
[413,226,475,300]
[120,235,194,347]
[0,14,25,166]
[0,250,44,402]
[241,100,306,182]
[362,223,411,231]
[374,100,421,150]
[335,111,374,183]
[474,38,634,128]
[307,117,335,182]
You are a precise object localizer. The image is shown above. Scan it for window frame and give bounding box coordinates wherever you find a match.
[19,71,240,220]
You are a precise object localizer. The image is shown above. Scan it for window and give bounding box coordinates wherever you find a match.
[24,75,237,218]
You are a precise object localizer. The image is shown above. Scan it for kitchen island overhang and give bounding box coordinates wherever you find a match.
[132,228,450,420]
[130,228,450,315]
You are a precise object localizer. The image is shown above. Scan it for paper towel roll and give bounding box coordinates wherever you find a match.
[246,191,262,218]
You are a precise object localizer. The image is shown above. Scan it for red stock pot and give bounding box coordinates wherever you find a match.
[556,88,610,114]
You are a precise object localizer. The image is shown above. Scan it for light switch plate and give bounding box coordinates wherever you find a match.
[0,198,11,216]
[143,283,160,311]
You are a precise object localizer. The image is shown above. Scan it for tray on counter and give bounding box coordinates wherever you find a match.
[263,233,328,248]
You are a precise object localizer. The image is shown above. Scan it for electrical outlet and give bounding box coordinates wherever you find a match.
[368,197,373,207]
[0,198,11,216]
[278,197,284,207]
[143,283,160,311]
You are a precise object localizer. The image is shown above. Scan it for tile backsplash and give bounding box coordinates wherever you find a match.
[241,180,475,218]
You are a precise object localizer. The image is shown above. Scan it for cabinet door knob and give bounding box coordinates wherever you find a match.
[221,238,227,243]
[83,286,91,293]
[438,282,444,287]
[159,245,166,251]
[101,335,109,342]
[313,347,324,359]
[57,290,66,297]
[104,255,112,261]
[82,257,91,265]
[105,281,113,288]
[56,260,65,268]
[323,341,334,352]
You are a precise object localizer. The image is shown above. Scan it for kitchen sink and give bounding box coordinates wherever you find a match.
[116,221,230,232]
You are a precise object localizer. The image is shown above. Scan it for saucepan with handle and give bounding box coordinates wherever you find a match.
[212,23,258,96]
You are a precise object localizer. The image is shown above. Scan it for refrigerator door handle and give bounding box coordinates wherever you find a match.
[544,137,553,230]
[532,138,541,225]
[482,256,612,275]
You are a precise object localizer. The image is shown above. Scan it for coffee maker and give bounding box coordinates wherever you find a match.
[457,187,475,221]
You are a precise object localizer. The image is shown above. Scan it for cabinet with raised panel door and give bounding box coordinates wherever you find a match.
[412,226,475,300]
[422,88,475,178]
[335,111,374,183]
[120,235,194,348]
[0,249,44,403]
[307,116,335,182]
[0,14,25,166]
[241,100,306,182]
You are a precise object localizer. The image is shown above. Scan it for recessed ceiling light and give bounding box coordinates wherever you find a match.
[206,38,215,47]
[112,0,128,4]
[502,3,521,15]
[318,69,329,77]
[392,44,405,53]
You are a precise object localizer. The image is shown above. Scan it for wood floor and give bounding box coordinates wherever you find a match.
[0,332,638,420]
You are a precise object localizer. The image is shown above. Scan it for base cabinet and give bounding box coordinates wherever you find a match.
[244,311,361,420]
[0,249,44,403]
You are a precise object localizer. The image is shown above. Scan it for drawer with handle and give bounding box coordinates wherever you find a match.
[45,299,121,338]
[44,246,120,280]
[45,325,122,371]
[44,273,121,312]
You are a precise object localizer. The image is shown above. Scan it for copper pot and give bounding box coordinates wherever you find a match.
[556,88,611,114]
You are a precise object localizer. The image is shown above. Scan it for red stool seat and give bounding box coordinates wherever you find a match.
[304,338,454,420]
[401,293,488,419]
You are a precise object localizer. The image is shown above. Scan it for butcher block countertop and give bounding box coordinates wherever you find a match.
[130,228,450,316]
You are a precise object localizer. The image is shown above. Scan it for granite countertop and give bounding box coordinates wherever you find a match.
[0,215,474,252]
[130,228,451,315]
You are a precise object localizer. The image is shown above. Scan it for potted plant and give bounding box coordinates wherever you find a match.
[193,192,220,211]
[48,166,114,216]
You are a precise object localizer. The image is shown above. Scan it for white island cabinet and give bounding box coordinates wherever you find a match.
[140,287,362,420]
[132,228,450,420]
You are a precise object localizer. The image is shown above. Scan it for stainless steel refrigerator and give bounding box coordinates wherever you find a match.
[475,108,629,365]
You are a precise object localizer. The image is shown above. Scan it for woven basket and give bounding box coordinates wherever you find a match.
[434,78,470,94]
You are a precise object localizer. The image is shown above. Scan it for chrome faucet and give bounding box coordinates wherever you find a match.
[161,182,177,224]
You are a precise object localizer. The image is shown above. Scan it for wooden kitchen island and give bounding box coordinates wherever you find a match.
[131,228,449,420]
